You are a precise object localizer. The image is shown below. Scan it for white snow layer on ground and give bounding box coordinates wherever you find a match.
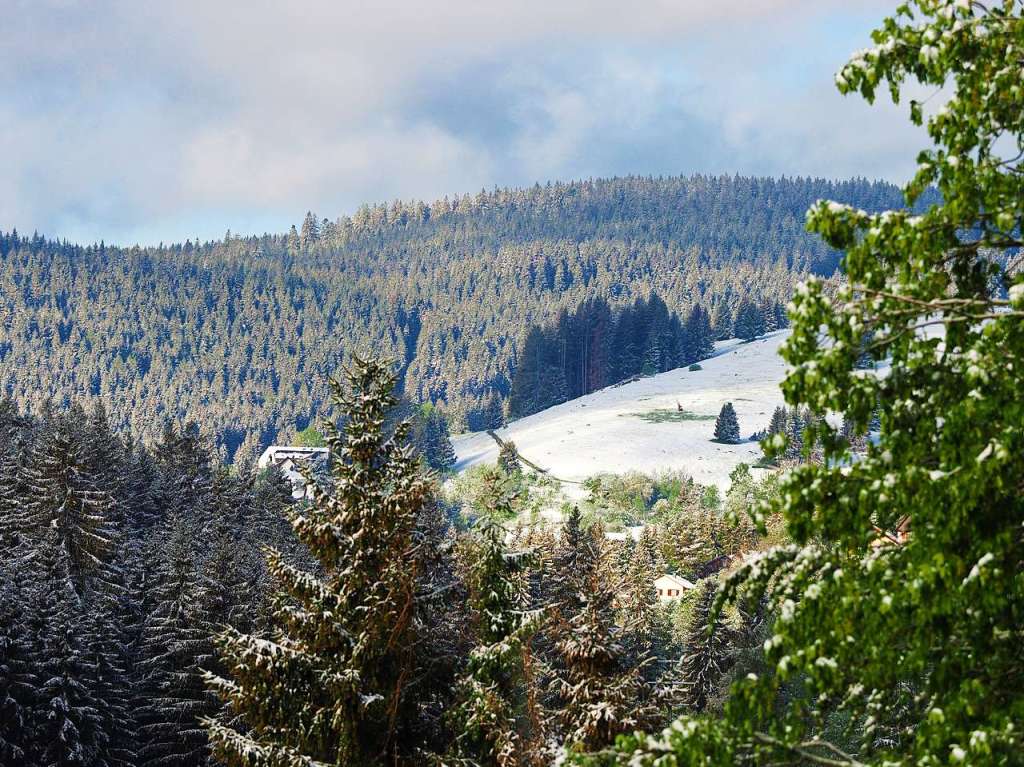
[453,330,791,492]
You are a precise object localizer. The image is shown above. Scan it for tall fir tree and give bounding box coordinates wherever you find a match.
[680,580,733,712]
[30,529,109,767]
[21,411,120,596]
[552,506,597,614]
[447,518,541,766]
[732,298,766,341]
[710,302,733,342]
[206,356,434,766]
[713,403,741,444]
[414,407,457,473]
[547,564,660,756]
[136,513,216,767]
[683,304,715,363]
[0,549,35,767]
[483,392,506,430]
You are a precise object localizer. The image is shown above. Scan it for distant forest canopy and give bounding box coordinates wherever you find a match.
[0,174,927,464]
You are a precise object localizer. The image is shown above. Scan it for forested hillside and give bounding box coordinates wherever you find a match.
[0,371,770,767]
[0,174,918,463]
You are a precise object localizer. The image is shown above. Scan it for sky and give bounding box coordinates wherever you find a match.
[0,0,930,246]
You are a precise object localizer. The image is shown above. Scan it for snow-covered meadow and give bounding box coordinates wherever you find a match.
[453,330,791,492]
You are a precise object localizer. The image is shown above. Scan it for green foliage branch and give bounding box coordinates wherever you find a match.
[575,1,1024,764]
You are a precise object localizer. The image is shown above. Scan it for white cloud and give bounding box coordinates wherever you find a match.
[0,0,914,244]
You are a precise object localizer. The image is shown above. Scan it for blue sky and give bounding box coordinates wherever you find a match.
[0,1,929,246]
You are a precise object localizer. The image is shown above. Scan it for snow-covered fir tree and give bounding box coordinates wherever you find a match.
[713,402,741,444]
[136,513,217,767]
[547,563,661,756]
[20,411,120,596]
[206,356,434,766]
[447,517,541,766]
[680,579,732,712]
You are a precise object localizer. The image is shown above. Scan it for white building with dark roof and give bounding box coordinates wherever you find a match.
[257,446,330,499]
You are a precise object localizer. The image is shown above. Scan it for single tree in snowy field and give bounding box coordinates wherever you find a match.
[713,403,741,444]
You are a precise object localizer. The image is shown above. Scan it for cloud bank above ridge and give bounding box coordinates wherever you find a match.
[0,0,926,245]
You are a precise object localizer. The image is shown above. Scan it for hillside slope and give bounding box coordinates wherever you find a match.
[454,330,790,489]
[0,174,915,461]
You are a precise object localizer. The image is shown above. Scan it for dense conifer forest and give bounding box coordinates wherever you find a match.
[0,175,921,462]
[0,369,770,767]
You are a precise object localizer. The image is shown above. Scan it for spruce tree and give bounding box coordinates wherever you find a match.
[710,302,733,342]
[80,591,136,767]
[447,518,541,766]
[508,327,546,419]
[206,356,433,766]
[425,409,457,473]
[784,408,804,461]
[552,506,597,613]
[621,547,677,694]
[30,530,109,767]
[0,551,35,767]
[483,392,506,430]
[684,304,715,363]
[680,580,732,712]
[548,566,660,755]
[136,514,216,767]
[21,412,119,595]
[713,403,741,444]
[732,298,765,341]
[766,405,787,438]
[497,440,521,476]
[632,526,663,581]
[405,498,467,757]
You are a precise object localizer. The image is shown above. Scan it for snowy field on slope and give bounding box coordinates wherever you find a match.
[453,330,791,492]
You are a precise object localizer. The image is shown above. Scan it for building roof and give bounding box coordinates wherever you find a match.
[654,573,697,590]
[257,445,330,469]
[603,525,646,543]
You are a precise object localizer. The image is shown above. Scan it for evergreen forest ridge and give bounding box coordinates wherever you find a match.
[0,175,925,463]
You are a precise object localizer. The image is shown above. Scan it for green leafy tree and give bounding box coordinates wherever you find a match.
[293,425,326,448]
[578,2,1024,764]
[205,356,433,766]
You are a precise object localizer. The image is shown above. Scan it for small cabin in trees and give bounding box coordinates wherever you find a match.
[257,446,330,499]
[603,525,645,543]
[654,573,696,601]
